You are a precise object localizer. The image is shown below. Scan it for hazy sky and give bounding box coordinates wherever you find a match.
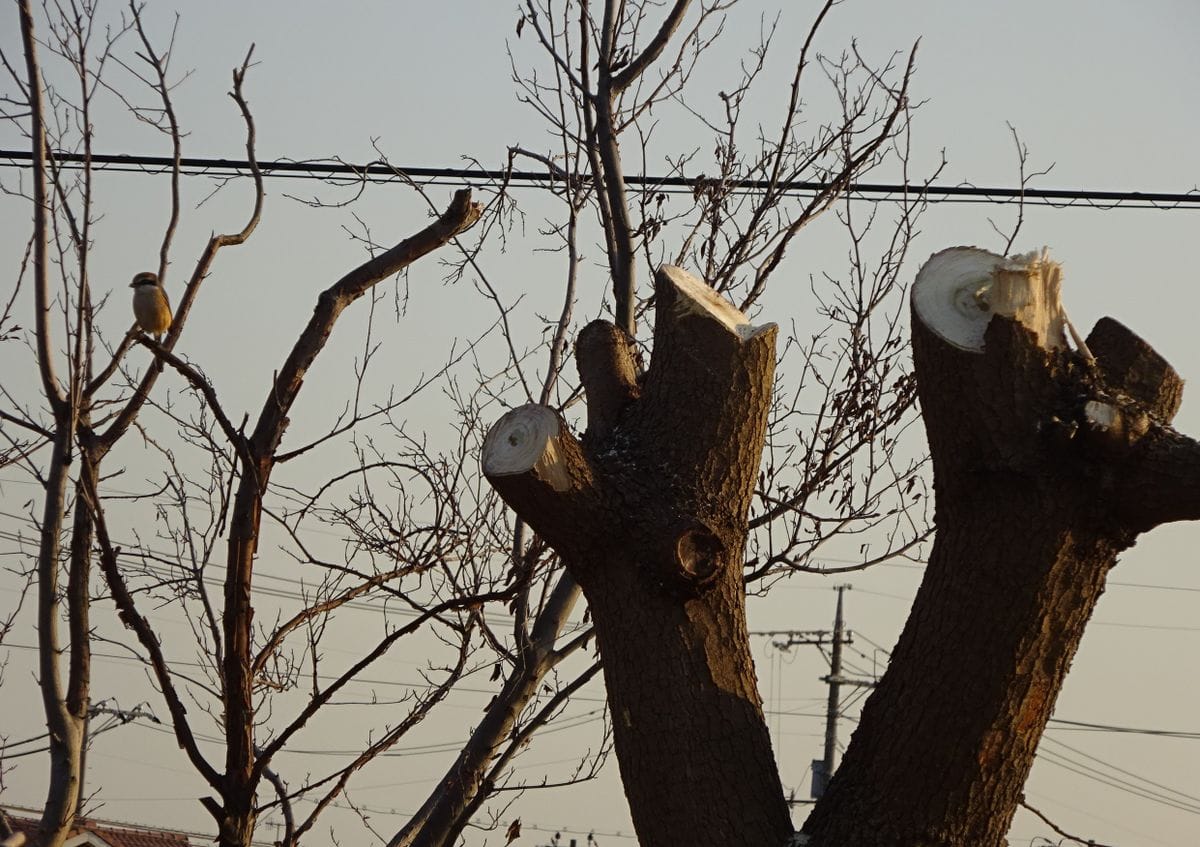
[2,2,1198,846]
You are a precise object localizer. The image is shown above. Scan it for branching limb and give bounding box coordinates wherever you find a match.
[79,459,222,790]
[288,636,474,847]
[258,761,295,847]
[0,409,53,441]
[447,661,605,834]
[131,335,253,468]
[97,46,264,447]
[246,188,480,459]
[19,0,66,416]
[126,1,182,281]
[1019,798,1117,847]
[610,0,692,93]
[252,588,510,778]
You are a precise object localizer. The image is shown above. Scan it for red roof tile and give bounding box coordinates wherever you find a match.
[6,815,191,847]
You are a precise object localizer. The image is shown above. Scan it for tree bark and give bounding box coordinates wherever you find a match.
[19,3,88,843]
[35,434,83,847]
[484,266,792,847]
[802,247,1200,847]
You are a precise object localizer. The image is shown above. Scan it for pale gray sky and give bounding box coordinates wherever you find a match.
[1,2,1198,845]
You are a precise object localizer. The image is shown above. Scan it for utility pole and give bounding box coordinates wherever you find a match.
[815,584,877,797]
[762,584,875,800]
[820,584,850,795]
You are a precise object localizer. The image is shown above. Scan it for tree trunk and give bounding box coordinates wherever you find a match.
[484,267,792,847]
[577,550,786,847]
[802,247,1200,847]
[391,576,580,847]
[36,435,83,847]
[20,1,86,840]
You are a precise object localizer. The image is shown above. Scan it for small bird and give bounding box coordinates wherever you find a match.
[130,271,172,339]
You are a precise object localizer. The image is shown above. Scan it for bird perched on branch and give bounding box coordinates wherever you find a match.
[130,271,172,339]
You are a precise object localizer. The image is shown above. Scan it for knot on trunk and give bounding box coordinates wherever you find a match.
[655,521,726,595]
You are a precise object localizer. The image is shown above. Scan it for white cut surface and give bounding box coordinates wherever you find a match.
[659,265,774,341]
[990,247,1069,351]
[1084,400,1119,431]
[482,404,571,491]
[913,246,1070,353]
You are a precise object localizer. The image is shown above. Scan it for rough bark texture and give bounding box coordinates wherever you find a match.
[802,251,1200,847]
[484,266,792,847]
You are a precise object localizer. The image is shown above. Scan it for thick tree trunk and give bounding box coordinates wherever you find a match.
[484,267,792,847]
[578,550,786,847]
[802,247,1200,847]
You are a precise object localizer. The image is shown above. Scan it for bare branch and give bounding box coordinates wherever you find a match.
[1020,798,1117,847]
[0,409,53,441]
[610,0,692,93]
[246,188,481,460]
[19,0,67,415]
[81,463,223,790]
[97,47,264,448]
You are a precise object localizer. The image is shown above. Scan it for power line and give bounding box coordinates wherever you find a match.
[1037,748,1200,815]
[0,638,603,708]
[1040,735,1200,806]
[1091,621,1200,633]
[126,706,606,758]
[1109,580,1200,593]
[1047,718,1200,740]
[14,500,1193,642]
[2,149,1199,209]
[309,799,639,843]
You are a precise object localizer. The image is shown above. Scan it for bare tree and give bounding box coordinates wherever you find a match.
[7,3,135,842]
[5,0,264,838]
[3,4,495,847]
[466,4,1198,847]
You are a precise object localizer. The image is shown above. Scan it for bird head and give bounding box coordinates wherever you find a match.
[130,271,159,289]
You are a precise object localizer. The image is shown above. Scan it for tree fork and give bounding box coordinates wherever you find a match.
[802,247,1200,847]
[209,189,481,847]
[484,266,791,847]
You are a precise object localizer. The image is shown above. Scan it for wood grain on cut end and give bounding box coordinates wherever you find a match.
[913,246,1072,354]
[989,248,1069,352]
[482,404,570,491]
[657,265,774,342]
